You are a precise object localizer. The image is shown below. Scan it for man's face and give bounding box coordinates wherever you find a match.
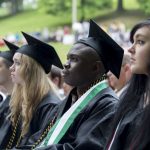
[0,57,11,85]
[62,43,99,87]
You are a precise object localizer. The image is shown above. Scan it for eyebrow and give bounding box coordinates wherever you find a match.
[13,58,19,61]
[134,34,146,39]
[67,53,79,58]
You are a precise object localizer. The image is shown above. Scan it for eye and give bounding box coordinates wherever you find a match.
[14,61,21,66]
[136,40,145,45]
[71,56,78,62]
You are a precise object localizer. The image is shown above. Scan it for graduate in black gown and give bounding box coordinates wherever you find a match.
[0,40,18,126]
[106,19,150,150]
[0,32,63,149]
[21,19,124,150]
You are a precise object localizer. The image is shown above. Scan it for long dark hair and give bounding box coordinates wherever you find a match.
[107,19,150,149]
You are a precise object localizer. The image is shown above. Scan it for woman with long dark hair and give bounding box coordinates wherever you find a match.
[106,19,150,150]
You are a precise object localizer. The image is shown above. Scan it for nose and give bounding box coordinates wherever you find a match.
[9,64,15,72]
[64,61,70,69]
[128,44,135,54]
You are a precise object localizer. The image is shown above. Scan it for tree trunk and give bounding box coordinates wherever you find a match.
[117,0,124,12]
[10,0,23,15]
[17,0,23,12]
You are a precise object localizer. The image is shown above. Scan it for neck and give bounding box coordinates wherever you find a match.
[115,82,126,92]
[2,80,13,95]
[77,76,104,98]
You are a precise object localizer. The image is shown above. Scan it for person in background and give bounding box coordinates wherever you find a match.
[107,53,132,98]
[0,40,18,128]
[0,40,17,104]
[62,82,73,97]
[49,65,65,100]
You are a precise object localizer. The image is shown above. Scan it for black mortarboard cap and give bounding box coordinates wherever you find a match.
[17,32,63,74]
[77,19,124,78]
[1,40,19,62]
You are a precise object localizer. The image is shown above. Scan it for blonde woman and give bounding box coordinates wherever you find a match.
[0,32,63,149]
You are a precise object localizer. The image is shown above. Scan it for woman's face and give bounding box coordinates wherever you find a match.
[128,26,150,75]
[10,53,24,84]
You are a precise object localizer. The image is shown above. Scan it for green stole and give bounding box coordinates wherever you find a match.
[37,80,108,148]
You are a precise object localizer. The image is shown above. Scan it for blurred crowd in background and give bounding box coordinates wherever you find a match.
[0,21,131,50]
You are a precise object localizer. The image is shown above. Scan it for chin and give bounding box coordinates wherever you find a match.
[12,81,17,84]
[131,66,137,74]
[131,67,145,75]
[64,80,73,86]
[12,80,19,84]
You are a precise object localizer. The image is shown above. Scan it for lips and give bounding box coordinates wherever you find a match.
[130,58,136,63]
[11,74,15,77]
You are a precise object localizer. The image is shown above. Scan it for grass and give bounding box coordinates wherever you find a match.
[0,10,72,36]
[0,7,9,16]
[0,7,116,36]
[0,42,71,63]
[51,42,71,63]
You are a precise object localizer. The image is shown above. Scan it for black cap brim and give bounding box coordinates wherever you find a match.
[22,32,63,70]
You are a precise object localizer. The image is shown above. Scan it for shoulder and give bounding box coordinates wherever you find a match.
[95,87,119,105]
[0,96,10,115]
[37,92,61,109]
[87,87,119,116]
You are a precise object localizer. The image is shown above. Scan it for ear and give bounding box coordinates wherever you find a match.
[92,61,105,74]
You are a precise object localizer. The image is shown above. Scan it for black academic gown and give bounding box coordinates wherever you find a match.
[106,105,143,150]
[0,95,10,127]
[35,87,119,150]
[0,92,60,149]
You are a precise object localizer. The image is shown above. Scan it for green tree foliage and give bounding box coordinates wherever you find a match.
[38,0,112,15]
[0,0,5,5]
[38,0,71,14]
[80,0,112,8]
[80,0,112,21]
[137,0,150,14]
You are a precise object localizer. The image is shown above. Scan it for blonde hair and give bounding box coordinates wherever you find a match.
[9,54,57,136]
